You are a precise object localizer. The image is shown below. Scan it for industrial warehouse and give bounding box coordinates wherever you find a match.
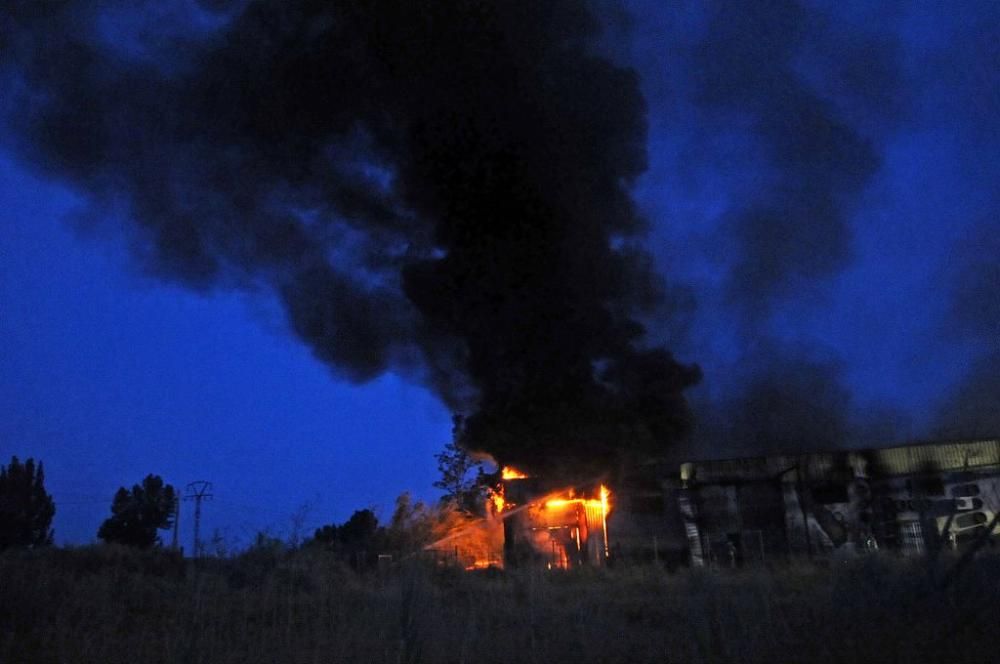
[431,438,1000,570]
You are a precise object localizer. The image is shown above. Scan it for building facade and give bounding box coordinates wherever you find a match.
[670,439,1000,566]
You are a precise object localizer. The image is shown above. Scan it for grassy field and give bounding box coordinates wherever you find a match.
[2,545,999,663]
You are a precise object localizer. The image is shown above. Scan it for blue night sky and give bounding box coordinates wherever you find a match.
[1,1,997,546]
[0,159,451,545]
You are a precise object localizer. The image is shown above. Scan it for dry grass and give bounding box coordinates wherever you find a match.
[2,545,999,663]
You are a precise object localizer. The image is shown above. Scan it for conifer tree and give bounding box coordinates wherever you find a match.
[0,456,56,549]
[98,474,176,548]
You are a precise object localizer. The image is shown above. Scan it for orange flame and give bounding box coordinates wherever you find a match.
[488,467,528,514]
[501,466,529,480]
[488,488,505,514]
[541,485,612,562]
[600,485,610,557]
[543,485,612,514]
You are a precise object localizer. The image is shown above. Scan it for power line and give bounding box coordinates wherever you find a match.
[184,481,213,558]
[51,487,337,550]
[171,492,180,551]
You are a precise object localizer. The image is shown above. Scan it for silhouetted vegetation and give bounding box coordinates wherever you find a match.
[2,547,1000,663]
[97,475,176,549]
[0,456,55,549]
[306,493,478,570]
[433,418,494,516]
[310,508,381,566]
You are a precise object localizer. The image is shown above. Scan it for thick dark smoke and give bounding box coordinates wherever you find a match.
[927,7,1000,441]
[935,223,1000,439]
[694,350,851,457]
[689,343,912,459]
[689,0,889,316]
[2,0,699,477]
[950,225,1000,344]
[662,0,910,454]
[936,357,1000,439]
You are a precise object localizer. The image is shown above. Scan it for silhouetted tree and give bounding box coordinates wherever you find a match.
[384,492,436,554]
[384,492,477,558]
[434,416,491,515]
[339,509,379,544]
[313,509,380,548]
[312,523,338,546]
[0,456,55,549]
[98,475,176,549]
[310,509,382,568]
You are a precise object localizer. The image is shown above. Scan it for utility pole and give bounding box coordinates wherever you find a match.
[171,494,181,551]
[184,481,213,558]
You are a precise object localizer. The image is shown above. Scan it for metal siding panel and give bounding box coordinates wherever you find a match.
[682,440,1000,484]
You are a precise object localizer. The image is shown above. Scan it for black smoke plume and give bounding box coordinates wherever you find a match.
[689,343,912,459]
[931,9,1000,441]
[673,0,905,453]
[935,223,1000,439]
[688,0,891,317]
[1,0,699,478]
[695,351,850,457]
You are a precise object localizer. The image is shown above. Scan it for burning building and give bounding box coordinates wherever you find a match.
[500,475,611,569]
[423,467,613,570]
[428,438,1000,571]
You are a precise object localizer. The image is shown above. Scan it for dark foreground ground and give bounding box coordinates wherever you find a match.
[2,546,999,663]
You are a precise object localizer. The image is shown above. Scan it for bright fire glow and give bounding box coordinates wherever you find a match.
[486,467,528,515]
[600,485,610,557]
[543,485,612,561]
[489,489,505,514]
[543,485,612,515]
